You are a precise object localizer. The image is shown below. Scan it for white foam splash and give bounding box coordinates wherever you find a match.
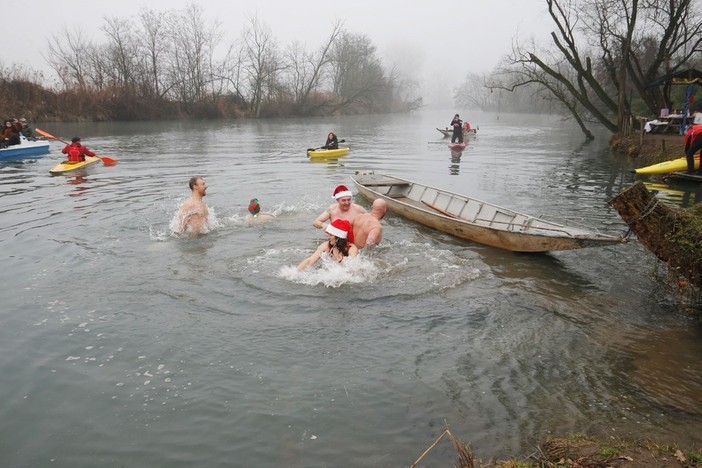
[169,207,220,236]
[278,255,380,288]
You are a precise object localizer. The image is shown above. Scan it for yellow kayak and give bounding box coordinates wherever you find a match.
[307,147,350,158]
[633,155,699,175]
[49,156,102,175]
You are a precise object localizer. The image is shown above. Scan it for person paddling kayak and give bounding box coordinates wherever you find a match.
[62,137,96,162]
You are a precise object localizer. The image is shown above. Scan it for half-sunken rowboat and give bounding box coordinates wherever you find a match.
[351,172,625,253]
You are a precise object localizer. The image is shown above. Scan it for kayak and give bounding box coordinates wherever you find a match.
[633,155,699,175]
[307,147,350,158]
[49,156,102,175]
[448,142,467,150]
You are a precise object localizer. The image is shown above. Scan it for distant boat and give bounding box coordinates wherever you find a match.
[436,127,477,139]
[351,171,625,253]
[0,136,50,162]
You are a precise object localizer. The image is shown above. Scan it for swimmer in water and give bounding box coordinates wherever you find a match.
[176,176,210,236]
[312,184,366,243]
[297,219,358,271]
[244,198,275,224]
[351,199,387,248]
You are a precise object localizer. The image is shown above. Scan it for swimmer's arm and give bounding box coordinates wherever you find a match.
[297,243,327,271]
[313,209,331,229]
[347,244,359,258]
[365,227,381,246]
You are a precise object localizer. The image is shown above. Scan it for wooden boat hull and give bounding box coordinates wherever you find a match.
[0,137,50,162]
[307,147,350,158]
[351,172,624,253]
[633,155,698,174]
[49,156,102,175]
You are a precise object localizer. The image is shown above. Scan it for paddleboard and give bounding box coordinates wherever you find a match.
[307,147,350,158]
[49,156,102,175]
[448,142,467,150]
[633,155,699,175]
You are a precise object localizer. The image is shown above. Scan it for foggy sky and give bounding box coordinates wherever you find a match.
[7,1,552,105]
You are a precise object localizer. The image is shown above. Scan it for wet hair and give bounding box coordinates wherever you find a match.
[334,237,349,256]
[188,176,202,190]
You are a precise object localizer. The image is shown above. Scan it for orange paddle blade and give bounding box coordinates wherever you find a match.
[98,156,118,166]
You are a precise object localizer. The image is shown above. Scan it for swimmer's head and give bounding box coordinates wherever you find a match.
[248,198,260,215]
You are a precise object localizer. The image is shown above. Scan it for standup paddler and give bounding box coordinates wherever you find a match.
[177,176,210,236]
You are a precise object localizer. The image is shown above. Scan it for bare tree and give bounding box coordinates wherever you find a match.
[626,0,702,113]
[285,20,344,112]
[101,16,139,91]
[137,7,172,99]
[330,32,391,110]
[487,0,702,138]
[165,3,222,105]
[240,15,285,118]
[45,27,96,91]
[454,73,495,111]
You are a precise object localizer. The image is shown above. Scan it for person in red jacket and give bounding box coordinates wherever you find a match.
[62,137,96,162]
[683,124,702,174]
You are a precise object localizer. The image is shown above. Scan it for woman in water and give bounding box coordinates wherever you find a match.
[297,219,358,270]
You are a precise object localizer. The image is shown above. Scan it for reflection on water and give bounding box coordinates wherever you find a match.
[450,148,463,175]
[1,111,702,466]
[642,179,702,207]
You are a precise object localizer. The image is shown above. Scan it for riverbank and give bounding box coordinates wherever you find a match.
[609,133,684,166]
[419,430,702,467]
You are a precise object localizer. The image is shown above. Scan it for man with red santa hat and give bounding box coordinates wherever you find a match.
[312,184,367,243]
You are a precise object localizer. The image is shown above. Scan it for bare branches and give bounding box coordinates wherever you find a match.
[484,0,701,139]
[34,5,414,119]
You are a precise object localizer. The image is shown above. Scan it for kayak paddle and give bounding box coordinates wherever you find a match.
[35,128,117,166]
[306,139,346,154]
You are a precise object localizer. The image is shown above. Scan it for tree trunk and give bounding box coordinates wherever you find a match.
[609,181,701,287]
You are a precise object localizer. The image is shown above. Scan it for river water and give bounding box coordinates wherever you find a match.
[1,110,701,467]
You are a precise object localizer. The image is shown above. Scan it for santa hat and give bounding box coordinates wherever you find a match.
[325,219,351,239]
[248,198,260,215]
[332,184,352,199]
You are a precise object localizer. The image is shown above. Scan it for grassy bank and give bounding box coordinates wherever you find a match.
[415,430,702,467]
[610,133,685,167]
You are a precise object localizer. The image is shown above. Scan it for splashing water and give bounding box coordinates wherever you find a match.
[279,254,380,287]
[168,207,220,236]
